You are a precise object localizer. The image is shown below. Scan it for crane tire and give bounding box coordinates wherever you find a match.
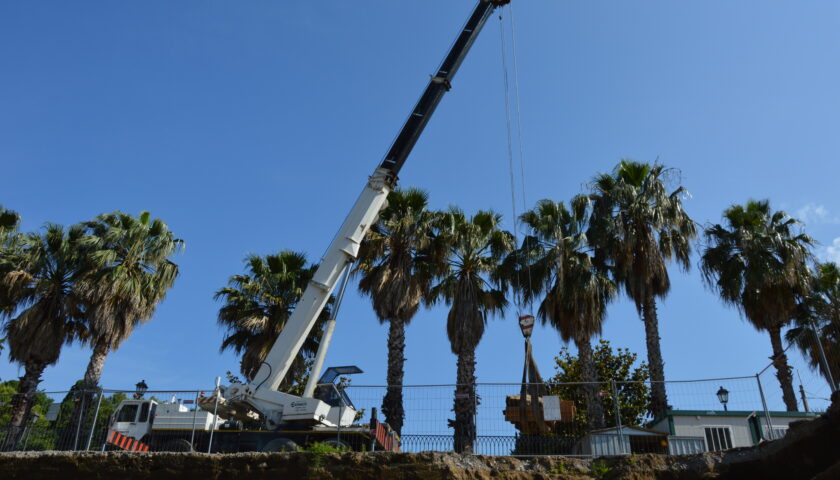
[162,438,194,452]
[261,437,299,452]
[322,439,350,451]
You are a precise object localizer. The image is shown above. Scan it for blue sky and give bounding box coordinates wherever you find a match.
[2,0,839,414]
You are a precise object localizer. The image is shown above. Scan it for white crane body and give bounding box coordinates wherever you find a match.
[105,1,509,452]
[202,0,510,433]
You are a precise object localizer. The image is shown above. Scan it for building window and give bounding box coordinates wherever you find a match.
[769,426,788,440]
[704,427,733,451]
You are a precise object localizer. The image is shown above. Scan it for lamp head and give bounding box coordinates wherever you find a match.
[518,315,535,339]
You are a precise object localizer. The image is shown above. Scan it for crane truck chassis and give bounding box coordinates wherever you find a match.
[105,0,510,453]
[105,390,398,453]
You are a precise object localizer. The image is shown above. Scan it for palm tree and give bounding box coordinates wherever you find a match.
[429,208,513,453]
[509,198,617,429]
[0,224,89,447]
[0,205,20,241]
[78,211,182,392]
[786,262,839,391]
[700,200,813,411]
[587,160,696,418]
[0,205,22,316]
[216,250,329,392]
[355,188,440,435]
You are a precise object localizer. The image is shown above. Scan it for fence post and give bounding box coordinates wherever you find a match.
[336,383,343,446]
[808,318,838,392]
[473,385,478,452]
[84,389,104,451]
[611,380,626,455]
[190,391,200,449]
[72,391,88,451]
[755,374,775,440]
[369,407,377,452]
[207,377,221,454]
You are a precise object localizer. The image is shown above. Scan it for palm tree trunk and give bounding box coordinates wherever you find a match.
[642,295,669,419]
[83,337,110,389]
[452,348,476,454]
[381,318,406,435]
[66,337,110,447]
[4,360,44,450]
[576,337,606,429]
[768,326,798,412]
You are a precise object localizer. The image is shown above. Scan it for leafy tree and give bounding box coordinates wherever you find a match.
[504,198,617,429]
[547,340,650,428]
[786,261,840,390]
[0,224,89,448]
[52,380,127,450]
[356,187,440,435]
[0,380,53,426]
[0,380,55,451]
[429,208,513,453]
[283,358,315,397]
[701,200,812,411]
[78,211,182,391]
[216,250,329,393]
[587,160,695,418]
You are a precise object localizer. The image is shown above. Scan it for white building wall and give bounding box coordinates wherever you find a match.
[652,413,817,453]
[671,416,754,448]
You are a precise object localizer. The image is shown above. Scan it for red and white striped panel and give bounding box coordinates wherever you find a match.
[107,430,150,452]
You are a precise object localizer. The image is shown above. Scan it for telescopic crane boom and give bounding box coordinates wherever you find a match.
[210,0,510,430]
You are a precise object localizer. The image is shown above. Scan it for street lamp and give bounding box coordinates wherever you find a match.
[135,380,149,399]
[716,386,729,411]
[518,315,535,339]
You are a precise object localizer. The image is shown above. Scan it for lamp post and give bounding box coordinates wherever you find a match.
[518,315,535,339]
[716,386,729,412]
[135,380,149,399]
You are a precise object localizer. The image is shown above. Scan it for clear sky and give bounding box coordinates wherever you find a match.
[2,0,839,415]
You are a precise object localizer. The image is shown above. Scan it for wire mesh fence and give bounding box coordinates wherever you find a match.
[344,377,789,456]
[0,388,213,453]
[0,374,833,456]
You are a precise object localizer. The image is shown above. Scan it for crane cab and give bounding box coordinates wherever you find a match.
[110,399,157,443]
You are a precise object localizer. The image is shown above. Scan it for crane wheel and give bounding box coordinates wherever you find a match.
[162,438,194,452]
[322,439,350,451]
[261,437,299,452]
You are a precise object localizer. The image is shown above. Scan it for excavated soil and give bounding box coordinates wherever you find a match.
[1,392,837,480]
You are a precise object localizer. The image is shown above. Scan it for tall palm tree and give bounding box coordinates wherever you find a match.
[0,205,22,316]
[0,224,89,446]
[0,205,20,242]
[355,188,440,435]
[508,198,617,429]
[78,211,182,391]
[587,160,696,418]
[216,250,329,392]
[701,200,812,411]
[786,261,839,391]
[429,208,513,453]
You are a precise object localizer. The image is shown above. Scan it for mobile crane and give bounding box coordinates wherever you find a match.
[106,0,510,453]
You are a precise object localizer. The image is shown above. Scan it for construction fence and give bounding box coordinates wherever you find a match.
[0,373,832,456]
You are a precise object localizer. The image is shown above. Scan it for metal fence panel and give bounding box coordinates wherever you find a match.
[0,376,827,456]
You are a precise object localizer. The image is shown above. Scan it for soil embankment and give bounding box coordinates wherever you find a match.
[1,392,837,480]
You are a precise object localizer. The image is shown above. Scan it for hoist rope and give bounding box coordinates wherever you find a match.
[499,7,534,312]
[508,4,529,219]
[498,11,522,310]
[508,4,534,310]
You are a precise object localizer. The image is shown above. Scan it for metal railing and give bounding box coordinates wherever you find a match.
[0,375,831,456]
